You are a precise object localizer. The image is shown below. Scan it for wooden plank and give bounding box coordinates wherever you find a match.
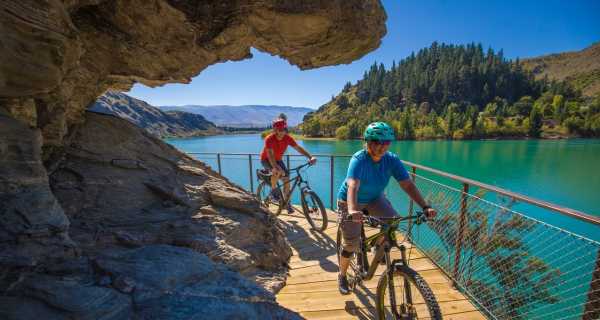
[280,281,465,298]
[299,307,486,320]
[289,243,421,268]
[279,286,468,309]
[286,267,449,287]
[278,288,477,314]
[286,258,436,284]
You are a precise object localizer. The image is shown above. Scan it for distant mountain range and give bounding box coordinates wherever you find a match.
[522,42,600,97]
[89,91,221,138]
[159,105,313,128]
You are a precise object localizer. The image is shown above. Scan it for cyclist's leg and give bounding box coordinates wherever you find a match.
[277,160,291,196]
[366,194,398,219]
[366,195,398,248]
[261,160,280,195]
[338,200,367,276]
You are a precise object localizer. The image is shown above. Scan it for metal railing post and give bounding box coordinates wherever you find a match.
[248,154,254,193]
[453,183,469,282]
[405,166,418,241]
[217,153,222,175]
[408,166,416,216]
[583,248,600,320]
[330,155,334,210]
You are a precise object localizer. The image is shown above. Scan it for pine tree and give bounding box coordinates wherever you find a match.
[529,106,543,138]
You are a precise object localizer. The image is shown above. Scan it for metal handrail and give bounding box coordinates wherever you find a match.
[402,160,600,226]
[187,152,599,226]
[187,152,349,157]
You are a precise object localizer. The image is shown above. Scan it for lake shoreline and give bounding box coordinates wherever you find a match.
[296,134,584,142]
[168,131,592,142]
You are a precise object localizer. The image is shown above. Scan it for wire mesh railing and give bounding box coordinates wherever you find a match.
[187,152,600,320]
[405,172,600,320]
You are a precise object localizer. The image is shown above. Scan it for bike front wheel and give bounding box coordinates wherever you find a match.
[256,181,283,215]
[376,264,442,320]
[301,189,327,231]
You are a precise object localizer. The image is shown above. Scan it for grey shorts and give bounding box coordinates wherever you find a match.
[337,195,398,253]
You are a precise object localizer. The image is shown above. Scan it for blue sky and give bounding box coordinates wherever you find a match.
[127,0,600,109]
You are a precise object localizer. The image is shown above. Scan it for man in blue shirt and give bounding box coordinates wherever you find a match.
[337,122,437,295]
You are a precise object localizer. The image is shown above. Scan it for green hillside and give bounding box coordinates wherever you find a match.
[301,42,600,140]
[522,42,600,97]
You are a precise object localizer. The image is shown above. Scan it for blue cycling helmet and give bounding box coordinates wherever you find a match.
[363,122,395,141]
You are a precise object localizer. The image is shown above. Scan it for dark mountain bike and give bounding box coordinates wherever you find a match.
[256,162,328,231]
[336,210,442,320]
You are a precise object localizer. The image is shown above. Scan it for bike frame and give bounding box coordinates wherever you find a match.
[350,214,425,317]
[267,162,313,208]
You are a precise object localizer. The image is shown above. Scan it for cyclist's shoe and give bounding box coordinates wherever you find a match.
[286,202,294,213]
[338,274,350,295]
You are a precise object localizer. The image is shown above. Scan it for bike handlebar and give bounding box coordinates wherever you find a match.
[341,211,431,226]
[257,161,312,178]
[290,161,313,172]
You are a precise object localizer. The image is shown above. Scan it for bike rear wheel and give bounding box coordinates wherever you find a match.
[301,189,327,231]
[256,181,283,215]
[336,222,369,289]
[376,264,442,320]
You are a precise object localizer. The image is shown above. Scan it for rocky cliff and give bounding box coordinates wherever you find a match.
[0,0,386,318]
[90,91,221,138]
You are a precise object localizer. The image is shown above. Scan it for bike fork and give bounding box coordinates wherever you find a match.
[384,246,401,320]
[400,246,414,306]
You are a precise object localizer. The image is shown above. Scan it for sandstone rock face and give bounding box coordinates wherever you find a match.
[52,112,292,286]
[1,0,386,157]
[0,113,76,266]
[0,0,385,318]
[0,112,298,318]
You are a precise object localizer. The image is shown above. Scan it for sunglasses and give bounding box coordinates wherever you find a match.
[371,140,391,146]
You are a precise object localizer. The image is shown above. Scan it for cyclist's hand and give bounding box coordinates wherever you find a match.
[308,156,317,165]
[424,207,437,219]
[349,210,364,223]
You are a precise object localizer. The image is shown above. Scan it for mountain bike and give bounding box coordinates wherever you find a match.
[336,210,442,320]
[256,161,328,231]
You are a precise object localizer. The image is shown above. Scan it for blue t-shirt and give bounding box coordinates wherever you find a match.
[337,149,410,203]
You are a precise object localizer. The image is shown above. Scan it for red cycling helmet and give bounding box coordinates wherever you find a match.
[273,119,287,130]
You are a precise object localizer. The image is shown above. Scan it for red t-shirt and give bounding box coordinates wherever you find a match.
[260,133,297,161]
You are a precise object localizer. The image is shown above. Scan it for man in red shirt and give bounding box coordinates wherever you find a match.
[260,118,316,212]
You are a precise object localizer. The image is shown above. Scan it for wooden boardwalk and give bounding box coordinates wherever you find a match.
[275,208,486,320]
